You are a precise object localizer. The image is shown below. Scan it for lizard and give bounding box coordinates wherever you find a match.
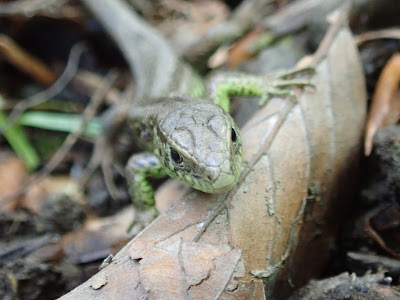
[125,71,313,209]
[81,0,313,211]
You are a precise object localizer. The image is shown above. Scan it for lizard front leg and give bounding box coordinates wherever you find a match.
[208,66,315,111]
[126,152,168,210]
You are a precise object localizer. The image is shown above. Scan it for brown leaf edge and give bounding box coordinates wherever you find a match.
[364,52,400,156]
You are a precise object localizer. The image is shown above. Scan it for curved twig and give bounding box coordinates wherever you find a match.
[1,43,86,134]
[0,0,65,16]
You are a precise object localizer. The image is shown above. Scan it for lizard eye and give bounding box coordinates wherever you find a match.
[170,148,183,164]
[140,130,151,141]
[231,128,237,143]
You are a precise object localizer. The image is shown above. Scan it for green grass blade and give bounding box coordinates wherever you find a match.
[0,97,40,171]
[18,111,103,137]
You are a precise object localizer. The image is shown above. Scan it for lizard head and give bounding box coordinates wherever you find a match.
[154,100,242,194]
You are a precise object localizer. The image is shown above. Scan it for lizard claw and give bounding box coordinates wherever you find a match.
[259,66,315,106]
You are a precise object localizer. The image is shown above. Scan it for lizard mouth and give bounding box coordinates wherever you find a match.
[188,153,242,194]
[189,171,239,194]
[210,173,238,193]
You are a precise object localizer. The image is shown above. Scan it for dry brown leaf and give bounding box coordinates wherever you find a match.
[130,239,242,299]
[61,207,135,264]
[60,6,367,299]
[226,27,265,68]
[364,52,400,156]
[155,180,190,213]
[21,176,82,213]
[0,156,26,211]
[89,272,107,290]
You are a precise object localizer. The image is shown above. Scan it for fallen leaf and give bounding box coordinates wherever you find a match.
[0,156,26,211]
[226,27,266,68]
[155,180,190,213]
[89,272,107,290]
[61,207,135,264]
[60,2,367,299]
[22,176,82,214]
[130,239,242,299]
[364,52,400,156]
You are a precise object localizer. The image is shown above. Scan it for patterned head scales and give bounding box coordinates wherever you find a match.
[155,101,242,193]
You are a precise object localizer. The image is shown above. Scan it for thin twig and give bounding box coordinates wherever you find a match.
[0,34,56,85]
[356,28,400,46]
[102,149,120,200]
[365,210,400,259]
[0,71,117,208]
[1,43,86,135]
[80,82,135,198]
[309,0,351,66]
[0,0,65,16]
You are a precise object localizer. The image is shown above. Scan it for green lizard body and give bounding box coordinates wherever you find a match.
[82,0,313,210]
[125,70,313,209]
